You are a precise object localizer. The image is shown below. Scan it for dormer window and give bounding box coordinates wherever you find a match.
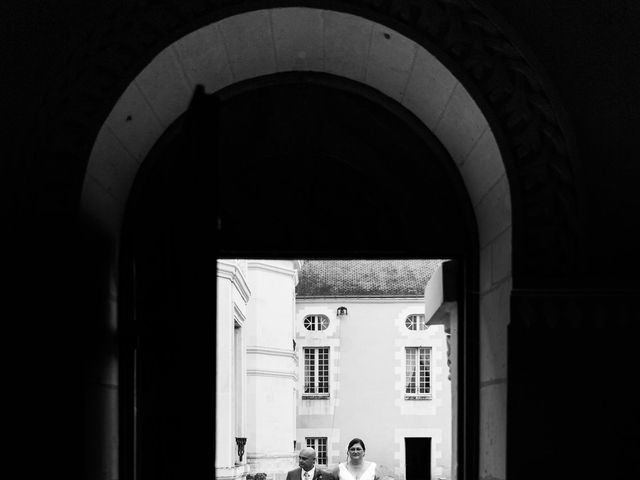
[405,314,428,331]
[304,314,330,331]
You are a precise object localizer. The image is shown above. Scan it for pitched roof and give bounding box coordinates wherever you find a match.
[295,259,443,297]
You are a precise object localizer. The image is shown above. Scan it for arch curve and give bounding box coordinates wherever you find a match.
[32,1,580,283]
[34,3,582,480]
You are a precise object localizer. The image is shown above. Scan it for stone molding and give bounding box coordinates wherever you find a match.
[248,260,300,282]
[247,452,298,460]
[247,368,298,381]
[234,303,248,326]
[218,259,252,303]
[246,346,297,359]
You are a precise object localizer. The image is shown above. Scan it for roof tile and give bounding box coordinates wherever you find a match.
[296,259,444,297]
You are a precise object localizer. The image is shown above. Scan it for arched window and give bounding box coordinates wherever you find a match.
[405,314,428,331]
[303,314,330,331]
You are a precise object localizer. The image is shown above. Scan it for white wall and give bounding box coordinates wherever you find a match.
[296,298,452,480]
[245,260,301,480]
[217,260,252,480]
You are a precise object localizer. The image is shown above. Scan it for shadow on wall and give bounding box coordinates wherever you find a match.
[6,209,116,480]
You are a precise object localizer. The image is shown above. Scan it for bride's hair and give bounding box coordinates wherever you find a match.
[346,438,366,463]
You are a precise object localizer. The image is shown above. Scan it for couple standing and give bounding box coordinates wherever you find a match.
[287,439,379,480]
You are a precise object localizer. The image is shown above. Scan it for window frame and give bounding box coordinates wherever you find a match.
[302,346,330,399]
[405,313,428,331]
[404,346,432,400]
[303,314,330,331]
[305,437,328,466]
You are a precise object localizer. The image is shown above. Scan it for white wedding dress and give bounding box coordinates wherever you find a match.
[338,462,376,480]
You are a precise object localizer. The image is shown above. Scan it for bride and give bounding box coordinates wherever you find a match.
[333,438,379,480]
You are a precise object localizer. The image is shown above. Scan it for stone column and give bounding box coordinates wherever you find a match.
[245,260,301,480]
[217,260,251,480]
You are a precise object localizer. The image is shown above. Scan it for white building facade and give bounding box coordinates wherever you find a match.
[217,260,302,480]
[217,259,453,480]
[217,259,252,480]
[294,261,453,480]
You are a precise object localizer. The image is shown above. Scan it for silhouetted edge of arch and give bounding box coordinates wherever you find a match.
[32,0,581,285]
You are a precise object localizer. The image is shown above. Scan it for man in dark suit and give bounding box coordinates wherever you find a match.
[286,447,332,480]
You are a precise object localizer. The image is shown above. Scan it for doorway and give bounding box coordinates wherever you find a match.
[405,437,431,480]
[121,71,479,480]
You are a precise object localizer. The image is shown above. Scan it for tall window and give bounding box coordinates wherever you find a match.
[304,347,329,396]
[306,437,328,465]
[304,314,330,331]
[405,314,428,330]
[405,346,431,398]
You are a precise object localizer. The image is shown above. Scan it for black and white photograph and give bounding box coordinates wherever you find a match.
[3,2,640,480]
[217,259,458,480]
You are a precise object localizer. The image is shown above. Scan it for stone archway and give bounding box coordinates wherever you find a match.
[49,3,580,480]
[82,8,511,478]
